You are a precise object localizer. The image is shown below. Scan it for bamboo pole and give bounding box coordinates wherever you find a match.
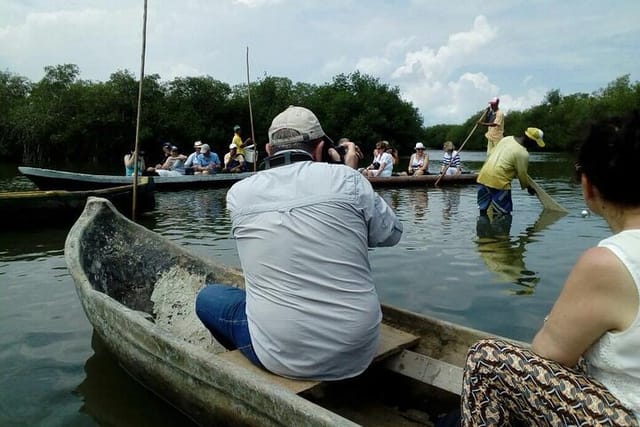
[434,107,488,187]
[246,46,257,172]
[132,0,148,220]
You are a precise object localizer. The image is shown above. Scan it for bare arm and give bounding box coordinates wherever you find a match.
[516,153,530,189]
[407,154,415,173]
[159,157,174,170]
[420,154,429,172]
[532,246,638,367]
[478,108,494,126]
[340,141,363,169]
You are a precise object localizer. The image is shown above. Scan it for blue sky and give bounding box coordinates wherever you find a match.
[1,0,638,125]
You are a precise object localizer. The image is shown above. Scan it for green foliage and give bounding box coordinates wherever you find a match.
[0,70,31,158]
[306,72,423,155]
[1,64,639,167]
[161,76,233,151]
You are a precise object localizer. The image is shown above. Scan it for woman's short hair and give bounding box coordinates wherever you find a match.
[577,111,640,206]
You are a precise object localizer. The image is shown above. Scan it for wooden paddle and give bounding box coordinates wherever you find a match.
[527,174,568,213]
[434,107,489,187]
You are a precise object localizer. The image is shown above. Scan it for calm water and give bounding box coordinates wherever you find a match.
[0,151,609,426]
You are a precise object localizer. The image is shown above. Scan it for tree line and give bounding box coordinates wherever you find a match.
[1,63,639,169]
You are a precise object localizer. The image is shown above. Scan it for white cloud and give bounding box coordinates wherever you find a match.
[233,0,284,7]
[355,56,392,76]
[387,15,503,123]
[391,15,496,81]
[0,1,638,125]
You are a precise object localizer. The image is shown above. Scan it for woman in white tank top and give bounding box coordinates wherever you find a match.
[407,142,429,175]
[461,113,640,426]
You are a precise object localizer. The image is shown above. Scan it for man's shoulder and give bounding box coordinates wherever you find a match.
[242,162,363,184]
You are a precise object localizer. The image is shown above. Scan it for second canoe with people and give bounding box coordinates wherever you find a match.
[18,166,255,192]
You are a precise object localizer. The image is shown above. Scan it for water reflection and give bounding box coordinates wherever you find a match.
[442,187,461,221]
[156,189,226,224]
[0,227,67,261]
[75,332,196,427]
[409,189,428,220]
[475,210,567,294]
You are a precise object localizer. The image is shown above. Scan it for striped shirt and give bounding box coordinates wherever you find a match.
[442,151,460,169]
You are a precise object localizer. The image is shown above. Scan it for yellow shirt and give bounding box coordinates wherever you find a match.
[485,109,505,155]
[232,134,244,155]
[477,136,529,190]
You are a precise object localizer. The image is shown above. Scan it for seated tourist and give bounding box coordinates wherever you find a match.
[362,141,394,177]
[184,140,203,175]
[440,141,461,176]
[194,144,221,174]
[124,148,146,176]
[407,142,429,175]
[222,143,248,173]
[147,146,187,176]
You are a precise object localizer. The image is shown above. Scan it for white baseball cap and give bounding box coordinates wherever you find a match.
[268,106,328,147]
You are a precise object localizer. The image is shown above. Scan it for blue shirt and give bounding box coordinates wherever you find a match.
[196,152,221,171]
[227,160,403,380]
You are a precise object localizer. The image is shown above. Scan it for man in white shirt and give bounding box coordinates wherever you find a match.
[196,106,403,380]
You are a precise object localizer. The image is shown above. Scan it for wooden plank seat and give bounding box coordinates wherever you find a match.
[218,323,420,394]
[384,350,464,395]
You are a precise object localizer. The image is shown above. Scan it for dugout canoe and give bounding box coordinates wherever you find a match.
[0,181,154,227]
[18,166,254,192]
[65,197,494,426]
[367,172,478,188]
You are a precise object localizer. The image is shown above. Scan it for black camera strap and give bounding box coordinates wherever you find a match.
[262,150,313,169]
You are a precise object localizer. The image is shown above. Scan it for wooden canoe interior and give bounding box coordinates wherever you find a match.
[219,323,423,394]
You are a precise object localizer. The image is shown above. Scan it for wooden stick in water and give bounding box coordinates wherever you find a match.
[246,46,257,172]
[132,0,148,219]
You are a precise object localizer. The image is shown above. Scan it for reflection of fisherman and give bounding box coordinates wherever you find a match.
[475,214,532,289]
[476,214,512,239]
[475,208,566,290]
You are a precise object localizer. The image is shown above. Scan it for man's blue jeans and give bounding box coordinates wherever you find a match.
[195,284,263,367]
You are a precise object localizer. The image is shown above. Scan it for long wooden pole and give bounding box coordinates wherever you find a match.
[132,0,148,220]
[246,46,257,172]
[434,107,488,187]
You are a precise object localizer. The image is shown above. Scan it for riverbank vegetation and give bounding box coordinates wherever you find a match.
[1,64,638,167]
